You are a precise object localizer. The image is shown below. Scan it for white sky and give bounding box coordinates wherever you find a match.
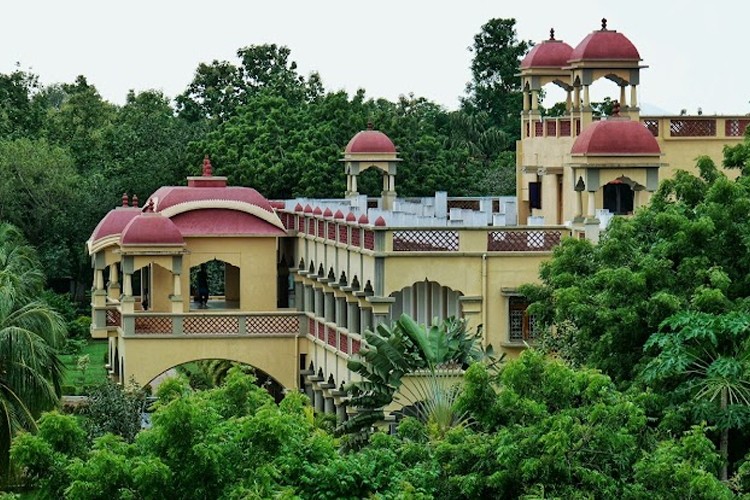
[2,0,748,116]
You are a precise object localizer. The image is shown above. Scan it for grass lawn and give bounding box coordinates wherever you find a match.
[61,340,109,394]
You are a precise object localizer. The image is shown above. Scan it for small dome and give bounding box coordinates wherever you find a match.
[521,30,573,69]
[334,210,345,220]
[303,204,313,214]
[89,207,140,243]
[121,213,184,246]
[571,118,660,155]
[323,207,333,217]
[345,128,396,154]
[294,203,304,212]
[313,207,323,216]
[346,212,357,222]
[374,216,387,227]
[358,214,369,224]
[569,20,640,62]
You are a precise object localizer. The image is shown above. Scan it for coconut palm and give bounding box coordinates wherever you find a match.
[0,222,66,473]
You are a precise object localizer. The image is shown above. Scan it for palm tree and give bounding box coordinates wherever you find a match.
[0,222,66,473]
[642,311,750,481]
[339,314,496,442]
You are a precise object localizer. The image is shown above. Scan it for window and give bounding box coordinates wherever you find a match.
[529,182,542,209]
[508,296,539,343]
[603,183,633,215]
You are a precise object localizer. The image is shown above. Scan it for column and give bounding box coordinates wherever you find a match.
[324,292,335,322]
[314,288,324,317]
[107,263,120,300]
[347,302,360,333]
[523,89,530,112]
[587,191,596,218]
[95,269,105,292]
[573,85,580,111]
[351,175,357,194]
[566,90,572,112]
[583,85,590,108]
[630,85,638,109]
[619,86,627,109]
[531,89,539,111]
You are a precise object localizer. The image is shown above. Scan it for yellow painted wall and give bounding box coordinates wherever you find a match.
[181,237,278,312]
[150,263,172,312]
[120,336,299,389]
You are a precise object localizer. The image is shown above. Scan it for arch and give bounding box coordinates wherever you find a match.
[603,179,634,215]
[122,336,299,391]
[189,259,240,310]
[389,280,464,325]
[148,358,286,403]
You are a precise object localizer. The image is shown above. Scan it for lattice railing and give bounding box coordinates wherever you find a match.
[546,120,556,137]
[534,121,544,136]
[327,326,337,348]
[340,333,349,354]
[317,321,325,341]
[351,228,361,247]
[364,230,374,250]
[448,199,480,211]
[184,316,239,334]
[352,339,362,354]
[393,230,459,252]
[308,318,315,338]
[487,230,563,252]
[134,316,172,334]
[106,308,121,327]
[317,220,325,238]
[642,119,659,137]
[559,120,571,136]
[338,225,348,245]
[307,218,315,236]
[670,119,716,137]
[246,315,299,335]
[327,222,336,240]
[726,119,750,137]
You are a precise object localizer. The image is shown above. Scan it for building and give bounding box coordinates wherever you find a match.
[88,20,748,417]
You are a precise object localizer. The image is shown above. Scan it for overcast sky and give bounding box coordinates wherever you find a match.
[2,1,748,116]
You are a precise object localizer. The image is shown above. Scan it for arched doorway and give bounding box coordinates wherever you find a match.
[603,180,634,215]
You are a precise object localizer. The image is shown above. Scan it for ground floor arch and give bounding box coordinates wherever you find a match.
[115,336,299,390]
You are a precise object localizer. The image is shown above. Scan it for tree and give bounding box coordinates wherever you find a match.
[0,223,66,474]
[0,66,45,139]
[340,314,490,442]
[462,18,531,142]
[642,311,750,480]
[522,159,750,381]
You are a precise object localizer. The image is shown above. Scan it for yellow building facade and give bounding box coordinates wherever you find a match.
[88,20,748,419]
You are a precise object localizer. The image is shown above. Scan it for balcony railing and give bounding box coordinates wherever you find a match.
[118,311,302,337]
[307,315,362,357]
[641,116,750,139]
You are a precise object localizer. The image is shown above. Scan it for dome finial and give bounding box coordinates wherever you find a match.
[612,100,621,117]
[601,18,608,30]
[132,194,139,208]
[122,192,128,207]
[145,199,155,213]
[202,155,213,177]
[366,121,374,130]
[549,28,555,40]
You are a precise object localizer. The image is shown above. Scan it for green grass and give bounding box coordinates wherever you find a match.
[61,340,109,394]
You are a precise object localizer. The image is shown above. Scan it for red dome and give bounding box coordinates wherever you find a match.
[90,207,140,243]
[521,38,573,69]
[346,212,357,222]
[323,207,333,217]
[569,25,640,62]
[571,119,660,155]
[121,214,184,246]
[345,129,396,154]
[374,216,387,227]
[334,210,344,219]
[358,214,369,224]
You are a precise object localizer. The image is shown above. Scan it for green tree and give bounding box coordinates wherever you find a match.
[0,66,45,139]
[462,18,531,142]
[642,311,750,480]
[0,223,66,474]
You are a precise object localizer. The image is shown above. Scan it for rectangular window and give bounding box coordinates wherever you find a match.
[508,296,539,343]
[529,182,542,209]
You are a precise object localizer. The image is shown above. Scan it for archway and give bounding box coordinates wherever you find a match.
[189,259,240,310]
[603,180,634,215]
[146,359,286,403]
[389,280,463,324]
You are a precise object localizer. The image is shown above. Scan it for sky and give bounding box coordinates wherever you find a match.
[2,0,748,116]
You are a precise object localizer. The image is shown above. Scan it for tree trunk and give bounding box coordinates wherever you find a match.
[721,387,728,482]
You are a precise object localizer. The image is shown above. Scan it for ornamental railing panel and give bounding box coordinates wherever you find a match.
[559,120,571,136]
[487,229,563,252]
[134,315,172,334]
[340,333,349,354]
[546,120,557,137]
[351,338,361,354]
[327,222,336,240]
[351,228,361,248]
[184,315,240,335]
[670,119,716,137]
[447,199,479,211]
[327,326,337,348]
[338,224,349,245]
[106,308,121,327]
[246,315,299,335]
[364,230,374,250]
[392,230,459,252]
[643,119,659,137]
[534,121,544,136]
[726,119,750,137]
[317,220,325,237]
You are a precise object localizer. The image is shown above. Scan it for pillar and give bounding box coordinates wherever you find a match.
[313,389,324,413]
[542,173,558,224]
[314,288,324,317]
[566,90,572,113]
[351,174,357,194]
[583,85,590,108]
[95,269,105,291]
[574,189,583,222]
[573,85,581,111]
[324,292,335,322]
[630,85,638,109]
[531,89,539,111]
[107,263,120,301]
[619,86,627,109]
[523,89,530,112]
[347,302,360,333]
[587,191,596,219]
